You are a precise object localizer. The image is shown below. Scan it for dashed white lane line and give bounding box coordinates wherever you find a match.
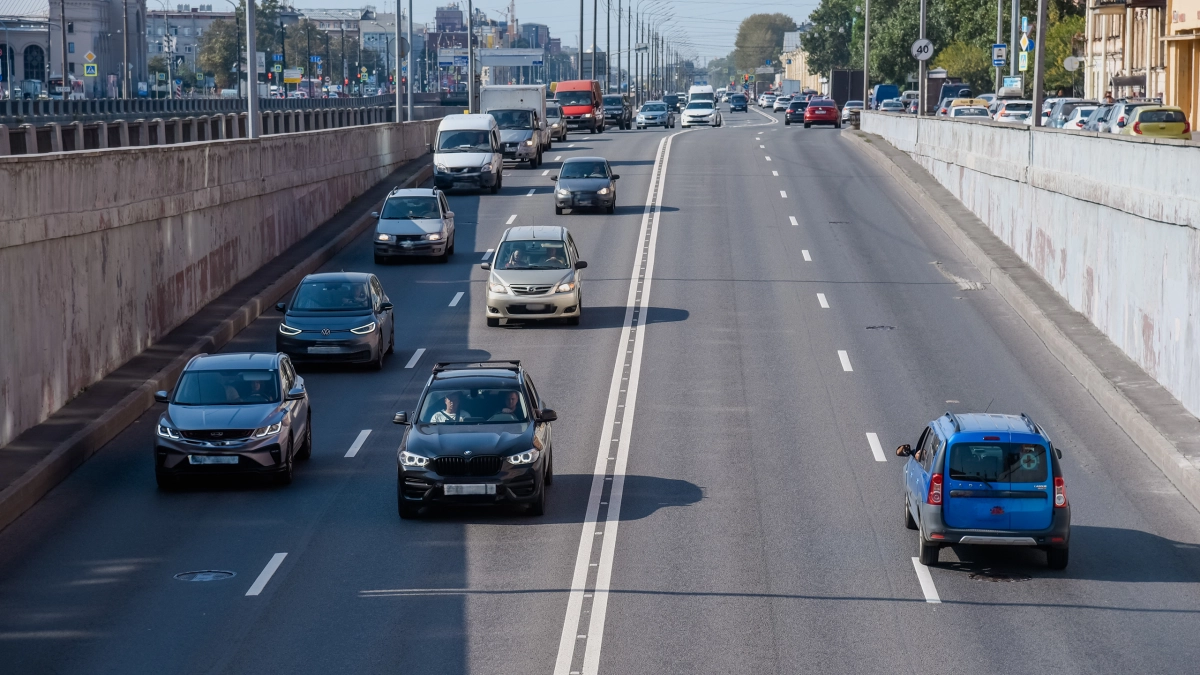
[759,144,765,148]
[838,350,853,372]
[772,170,779,176]
[245,553,287,596]
[911,558,942,603]
[568,144,576,147]
[482,248,494,261]
[802,249,812,261]
[817,293,829,308]
[789,216,799,227]
[780,191,788,199]
[526,189,536,197]
[765,156,772,161]
[542,169,550,176]
[866,433,886,462]
[344,429,372,458]
[554,155,562,161]
[449,291,464,307]
[405,348,426,369]
[506,214,518,224]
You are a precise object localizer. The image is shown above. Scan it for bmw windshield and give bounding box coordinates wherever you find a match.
[418,387,531,424]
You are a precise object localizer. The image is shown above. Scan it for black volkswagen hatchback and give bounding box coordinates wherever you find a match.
[275,272,395,369]
[392,361,556,518]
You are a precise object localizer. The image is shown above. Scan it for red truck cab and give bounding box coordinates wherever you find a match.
[554,80,605,133]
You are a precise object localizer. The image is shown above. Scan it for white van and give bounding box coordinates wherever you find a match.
[688,84,715,106]
[433,114,505,194]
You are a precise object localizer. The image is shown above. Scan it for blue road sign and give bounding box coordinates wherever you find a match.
[273,53,283,62]
[992,44,1007,67]
[310,55,321,63]
[1021,16,1028,33]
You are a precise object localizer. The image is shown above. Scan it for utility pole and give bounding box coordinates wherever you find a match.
[279,19,286,94]
[995,0,1002,92]
[306,23,312,97]
[1031,0,1047,125]
[918,0,926,116]
[1010,0,1018,77]
[340,23,346,94]
[467,0,475,111]
[617,0,621,94]
[578,0,584,79]
[246,0,260,137]
[862,0,870,107]
[407,0,414,120]
[122,0,129,97]
[591,0,597,80]
[605,0,610,91]
[59,0,68,97]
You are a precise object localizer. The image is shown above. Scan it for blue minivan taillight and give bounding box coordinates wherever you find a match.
[1054,476,1068,508]
[927,473,943,505]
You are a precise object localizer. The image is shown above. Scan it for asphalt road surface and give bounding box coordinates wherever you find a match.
[2,104,1200,675]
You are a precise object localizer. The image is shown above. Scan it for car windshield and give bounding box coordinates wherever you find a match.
[686,102,712,110]
[731,95,746,102]
[546,105,562,118]
[1140,109,1186,123]
[948,442,1048,483]
[559,160,609,179]
[173,369,280,405]
[437,129,491,153]
[603,96,624,106]
[556,90,592,106]
[291,281,371,310]
[495,239,570,270]
[491,109,533,129]
[381,196,439,220]
[418,387,531,424]
[641,103,667,112]
[882,101,903,108]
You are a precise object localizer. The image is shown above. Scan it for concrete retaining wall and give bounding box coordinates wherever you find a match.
[0,119,437,448]
[862,112,1200,419]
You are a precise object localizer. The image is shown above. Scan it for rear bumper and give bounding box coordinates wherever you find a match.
[920,504,1071,549]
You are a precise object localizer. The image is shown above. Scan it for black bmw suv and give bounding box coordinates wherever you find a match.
[392,361,556,518]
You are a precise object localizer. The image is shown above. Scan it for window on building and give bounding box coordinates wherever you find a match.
[185,45,193,53]
[157,27,164,35]
[69,62,75,74]
[183,27,191,36]
[67,22,74,34]
[68,42,74,53]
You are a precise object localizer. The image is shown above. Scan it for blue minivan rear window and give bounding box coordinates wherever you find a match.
[948,443,1048,483]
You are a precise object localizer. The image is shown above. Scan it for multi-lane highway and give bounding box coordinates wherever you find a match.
[3,103,1200,674]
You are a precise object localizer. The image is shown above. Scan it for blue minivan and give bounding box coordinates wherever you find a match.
[871,84,900,109]
[897,412,1071,569]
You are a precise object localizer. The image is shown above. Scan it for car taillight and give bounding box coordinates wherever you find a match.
[1133,121,1142,134]
[1184,121,1191,134]
[927,473,943,505]
[1054,476,1067,508]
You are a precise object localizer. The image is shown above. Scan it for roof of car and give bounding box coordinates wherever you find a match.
[947,413,1039,434]
[562,156,608,163]
[505,225,567,241]
[187,352,280,371]
[300,271,373,283]
[388,187,437,198]
[437,114,498,130]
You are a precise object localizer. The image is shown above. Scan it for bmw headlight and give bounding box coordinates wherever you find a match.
[506,448,541,465]
[278,323,301,336]
[157,423,181,440]
[350,322,377,335]
[253,422,283,438]
[399,450,429,467]
[377,233,395,242]
[425,233,443,241]
[597,187,610,195]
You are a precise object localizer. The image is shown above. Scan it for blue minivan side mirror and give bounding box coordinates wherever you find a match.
[895,444,913,457]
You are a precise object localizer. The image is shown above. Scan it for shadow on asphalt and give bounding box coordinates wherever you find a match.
[492,306,688,331]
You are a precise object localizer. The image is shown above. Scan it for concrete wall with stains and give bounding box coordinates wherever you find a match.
[0,119,438,448]
[862,112,1200,420]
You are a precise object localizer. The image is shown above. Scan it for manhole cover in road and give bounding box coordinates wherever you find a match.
[866,325,895,330]
[174,570,237,582]
[967,569,1032,583]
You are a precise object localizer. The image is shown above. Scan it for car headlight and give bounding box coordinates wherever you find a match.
[253,422,282,438]
[157,423,181,440]
[480,165,493,172]
[557,188,570,196]
[524,139,534,146]
[597,187,610,195]
[555,280,576,293]
[489,281,507,294]
[350,321,377,335]
[399,450,429,467]
[551,122,560,128]
[583,113,593,118]
[425,233,443,241]
[377,233,395,242]
[506,448,541,465]
[278,323,302,336]
[435,163,448,172]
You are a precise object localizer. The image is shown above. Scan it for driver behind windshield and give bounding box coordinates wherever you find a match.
[381,197,440,220]
[429,392,471,423]
[495,241,570,270]
[491,110,533,129]
[437,130,491,152]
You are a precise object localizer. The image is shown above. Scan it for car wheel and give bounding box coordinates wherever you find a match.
[904,496,917,530]
[374,253,388,265]
[526,477,546,516]
[296,410,313,460]
[544,448,554,485]
[606,204,615,214]
[835,121,842,129]
[373,343,385,370]
[448,234,456,255]
[917,532,939,566]
[386,327,395,354]
[155,466,178,491]
[803,122,811,128]
[784,119,790,125]
[555,206,563,215]
[486,317,500,327]
[398,477,420,519]
[276,437,294,485]
[490,180,500,194]
[1046,547,1069,570]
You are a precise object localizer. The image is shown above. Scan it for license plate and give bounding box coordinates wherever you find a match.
[189,455,238,465]
[524,304,546,311]
[308,346,342,354]
[444,484,496,496]
[400,241,414,247]
[453,182,472,189]
[577,200,593,206]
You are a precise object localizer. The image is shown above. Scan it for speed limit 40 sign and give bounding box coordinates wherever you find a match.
[911,39,934,61]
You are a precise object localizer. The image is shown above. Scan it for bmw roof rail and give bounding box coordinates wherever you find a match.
[431,360,522,373]
[944,411,961,432]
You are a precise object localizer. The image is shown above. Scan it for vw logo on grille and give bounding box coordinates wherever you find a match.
[211,432,223,437]
[321,328,331,335]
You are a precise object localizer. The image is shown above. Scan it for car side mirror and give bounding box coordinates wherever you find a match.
[895,444,913,457]
[480,262,491,270]
[275,302,286,312]
[445,211,454,219]
[611,174,620,180]
[371,211,380,219]
[154,390,170,403]
[575,260,588,269]
[393,411,409,425]
[379,301,394,311]
[550,175,558,181]
[285,385,306,400]
[537,408,558,422]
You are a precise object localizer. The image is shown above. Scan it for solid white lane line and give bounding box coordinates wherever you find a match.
[780,191,787,199]
[482,248,494,261]
[405,348,426,369]
[817,293,829,308]
[554,128,683,675]
[765,156,772,161]
[911,558,942,603]
[542,169,550,176]
[789,216,799,227]
[866,433,886,462]
[344,429,372,458]
[506,214,518,224]
[838,350,853,372]
[245,553,287,596]
[526,189,536,196]
[449,291,464,307]
[802,249,812,261]
[772,170,779,176]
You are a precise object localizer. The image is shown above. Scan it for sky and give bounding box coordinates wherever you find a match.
[293,0,820,63]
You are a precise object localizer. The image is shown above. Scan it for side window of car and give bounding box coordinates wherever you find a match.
[926,433,943,472]
[919,428,937,470]
[524,375,541,409]
[370,277,386,305]
[281,361,295,391]
[567,234,580,262]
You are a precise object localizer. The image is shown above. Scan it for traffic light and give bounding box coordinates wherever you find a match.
[743,74,749,83]
[267,72,273,81]
[388,74,394,83]
[344,78,349,86]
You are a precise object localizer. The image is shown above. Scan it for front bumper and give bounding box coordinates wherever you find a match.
[920,503,1071,549]
[375,238,447,258]
[681,116,714,126]
[155,435,289,476]
[565,115,599,130]
[487,287,581,320]
[502,143,538,161]
[637,116,670,127]
[398,463,544,505]
[554,190,615,210]
[277,331,379,363]
[434,169,499,190]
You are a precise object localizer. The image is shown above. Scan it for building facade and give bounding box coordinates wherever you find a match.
[521,21,548,49]
[1084,0,1168,100]
[780,29,822,93]
[1166,0,1200,120]
[145,5,232,92]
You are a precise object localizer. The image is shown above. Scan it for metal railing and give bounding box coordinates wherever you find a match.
[0,95,395,126]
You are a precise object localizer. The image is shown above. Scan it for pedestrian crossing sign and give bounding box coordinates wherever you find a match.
[83,63,98,77]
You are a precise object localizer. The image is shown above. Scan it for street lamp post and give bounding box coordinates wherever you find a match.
[246,0,260,137]
[467,0,475,112]
[862,0,870,107]
[1030,0,1047,126]
[406,0,413,120]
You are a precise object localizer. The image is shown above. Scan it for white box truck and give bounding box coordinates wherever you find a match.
[480,85,550,166]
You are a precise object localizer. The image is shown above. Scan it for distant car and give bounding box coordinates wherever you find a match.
[993,100,1033,124]
[372,187,456,263]
[841,100,864,123]
[552,156,620,215]
[729,93,748,112]
[773,95,793,112]
[783,99,807,125]
[153,352,312,488]
[1047,98,1092,128]
[603,94,633,130]
[662,94,680,112]
[636,101,675,128]
[681,101,722,127]
[898,412,1070,569]
[275,272,395,369]
[879,99,905,113]
[907,99,920,114]
[1121,105,1191,140]
[392,360,557,518]
[760,93,777,108]
[545,103,568,142]
[1081,103,1116,132]
[481,226,587,325]
[951,106,991,118]
[1106,99,1161,134]
[804,99,840,128]
[1062,105,1098,130]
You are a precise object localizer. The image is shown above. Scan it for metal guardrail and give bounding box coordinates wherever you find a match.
[0,95,394,126]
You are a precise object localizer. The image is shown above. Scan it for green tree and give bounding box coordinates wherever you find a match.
[802,0,855,76]
[1043,13,1084,94]
[197,19,239,89]
[932,41,994,93]
[733,13,798,72]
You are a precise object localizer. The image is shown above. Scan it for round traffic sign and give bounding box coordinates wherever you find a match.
[911,39,934,61]
[1063,56,1079,72]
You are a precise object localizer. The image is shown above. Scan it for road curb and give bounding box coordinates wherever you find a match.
[842,130,1200,514]
[0,163,432,534]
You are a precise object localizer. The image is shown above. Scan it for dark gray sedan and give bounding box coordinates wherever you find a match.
[552,157,620,215]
